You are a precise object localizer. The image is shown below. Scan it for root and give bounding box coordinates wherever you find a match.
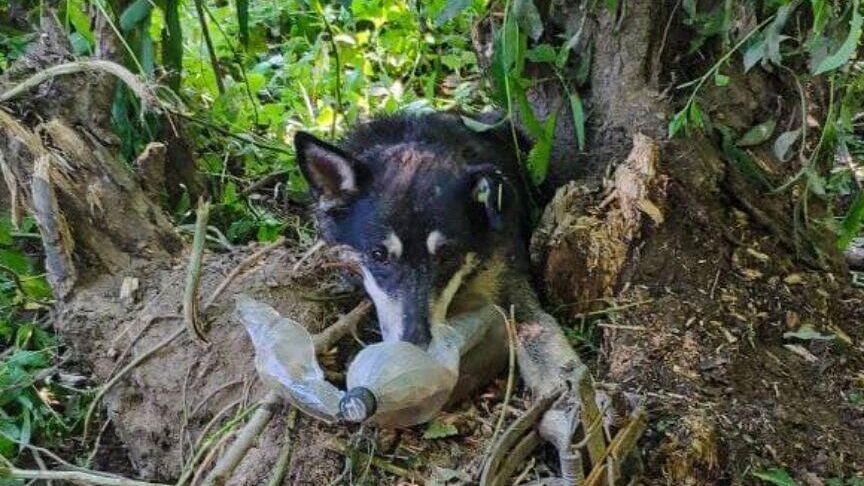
[0,466,169,486]
[184,199,211,343]
[324,439,417,483]
[203,237,286,311]
[0,60,159,110]
[83,322,185,442]
[266,408,299,486]
[200,392,282,486]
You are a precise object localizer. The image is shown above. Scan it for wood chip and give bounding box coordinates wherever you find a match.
[784,344,818,363]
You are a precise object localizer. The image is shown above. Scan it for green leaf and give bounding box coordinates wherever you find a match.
[526,44,557,63]
[752,468,798,486]
[812,2,862,75]
[423,419,459,439]
[435,0,471,26]
[0,218,12,246]
[513,0,543,41]
[668,108,688,138]
[714,72,730,87]
[119,0,153,32]
[838,190,864,249]
[737,119,776,147]
[160,0,183,91]
[17,409,30,452]
[743,36,767,72]
[568,91,586,150]
[237,0,249,46]
[526,112,557,186]
[773,129,801,162]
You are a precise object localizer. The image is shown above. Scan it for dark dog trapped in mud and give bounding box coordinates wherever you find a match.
[295,112,605,481]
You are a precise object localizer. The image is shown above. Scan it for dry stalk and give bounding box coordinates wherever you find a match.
[203,237,286,311]
[184,198,211,343]
[0,466,169,486]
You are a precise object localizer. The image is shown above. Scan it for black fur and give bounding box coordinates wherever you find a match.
[295,112,531,345]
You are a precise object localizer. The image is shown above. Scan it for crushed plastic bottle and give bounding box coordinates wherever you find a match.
[237,295,505,428]
[340,324,463,427]
[235,295,343,423]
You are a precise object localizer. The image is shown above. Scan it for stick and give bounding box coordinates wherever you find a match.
[203,237,285,311]
[200,392,282,486]
[266,408,299,486]
[324,439,418,483]
[0,466,169,486]
[184,198,211,343]
[311,299,372,353]
[0,60,158,109]
[83,326,186,442]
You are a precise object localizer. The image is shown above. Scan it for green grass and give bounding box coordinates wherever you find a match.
[0,217,87,471]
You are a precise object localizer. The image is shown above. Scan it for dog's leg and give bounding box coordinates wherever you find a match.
[502,276,607,483]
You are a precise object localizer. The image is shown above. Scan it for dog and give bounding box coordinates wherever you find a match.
[294,112,532,348]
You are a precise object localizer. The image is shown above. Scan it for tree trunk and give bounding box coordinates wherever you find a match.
[496,1,864,482]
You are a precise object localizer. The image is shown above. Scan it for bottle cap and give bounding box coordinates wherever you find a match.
[339,386,377,422]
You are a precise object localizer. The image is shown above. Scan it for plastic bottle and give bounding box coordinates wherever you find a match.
[340,324,463,427]
[235,295,343,423]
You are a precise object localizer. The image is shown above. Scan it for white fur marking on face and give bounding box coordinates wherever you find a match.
[361,266,404,342]
[426,230,446,255]
[383,232,403,259]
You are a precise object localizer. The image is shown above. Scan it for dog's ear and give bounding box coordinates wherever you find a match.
[468,164,508,231]
[294,131,365,205]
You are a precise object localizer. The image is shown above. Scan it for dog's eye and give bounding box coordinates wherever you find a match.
[370,246,389,263]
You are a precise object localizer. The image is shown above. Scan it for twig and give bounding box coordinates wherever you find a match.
[85,417,113,468]
[239,170,289,196]
[203,237,285,311]
[0,466,169,486]
[324,439,418,483]
[311,299,372,353]
[291,240,325,273]
[30,449,50,486]
[176,401,257,486]
[266,408,299,486]
[184,198,211,343]
[571,299,653,320]
[489,305,517,449]
[190,380,244,418]
[200,392,282,486]
[0,60,158,109]
[190,431,235,486]
[108,314,181,377]
[83,326,186,442]
[0,430,120,478]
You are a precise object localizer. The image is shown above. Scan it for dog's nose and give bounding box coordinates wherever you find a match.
[400,307,431,348]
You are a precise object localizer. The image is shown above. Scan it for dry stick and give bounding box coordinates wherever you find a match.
[85,417,114,468]
[200,393,283,486]
[197,300,372,486]
[0,60,157,108]
[0,430,119,478]
[291,240,325,273]
[312,299,372,352]
[324,439,417,483]
[185,199,211,343]
[488,305,517,449]
[176,401,258,486]
[108,314,181,377]
[266,408,299,486]
[203,237,286,311]
[83,325,186,442]
[190,431,236,486]
[0,467,170,486]
[190,380,244,419]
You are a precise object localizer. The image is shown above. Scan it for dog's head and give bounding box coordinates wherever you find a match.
[295,113,527,347]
